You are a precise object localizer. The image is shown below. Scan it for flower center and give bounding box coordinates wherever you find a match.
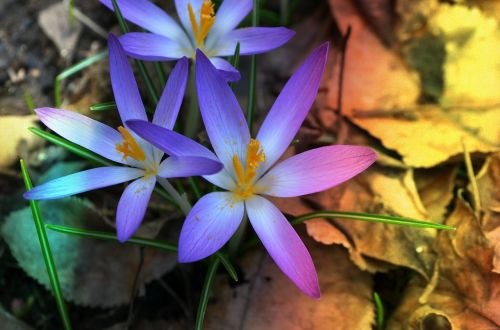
[232,139,266,200]
[116,126,146,161]
[188,0,215,46]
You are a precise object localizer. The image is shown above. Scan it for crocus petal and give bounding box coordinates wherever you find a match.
[158,156,222,178]
[246,195,319,298]
[24,167,144,200]
[256,43,328,173]
[100,0,187,43]
[153,57,189,129]
[175,0,204,36]
[212,27,295,56]
[109,34,148,122]
[35,107,127,164]
[118,33,186,61]
[178,192,244,262]
[195,50,250,171]
[116,175,156,242]
[256,145,376,197]
[127,119,236,190]
[209,57,241,82]
[209,0,252,38]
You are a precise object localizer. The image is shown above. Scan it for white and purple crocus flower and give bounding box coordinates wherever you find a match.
[100,0,294,81]
[127,44,377,297]
[23,34,222,242]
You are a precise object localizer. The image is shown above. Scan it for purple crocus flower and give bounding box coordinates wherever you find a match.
[23,34,222,242]
[100,0,295,81]
[127,44,377,297]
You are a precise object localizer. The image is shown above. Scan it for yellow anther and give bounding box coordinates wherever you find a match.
[116,126,146,161]
[232,139,266,200]
[188,0,215,46]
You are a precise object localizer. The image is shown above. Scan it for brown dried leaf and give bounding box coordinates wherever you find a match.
[327,0,500,168]
[276,168,436,278]
[415,166,458,221]
[387,198,500,329]
[475,153,500,273]
[0,115,42,168]
[205,237,374,330]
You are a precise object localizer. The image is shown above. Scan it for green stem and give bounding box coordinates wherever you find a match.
[246,0,260,133]
[195,257,220,330]
[154,62,168,88]
[20,160,72,330]
[157,177,192,215]
[184,64,199,138]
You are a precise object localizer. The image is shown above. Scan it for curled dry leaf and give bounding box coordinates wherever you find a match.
[205,235,374,330]
[415,166,458,221]
[474,153,500,273]
[275,167,436,278]
[326,0,500,168]
[387,198,500,329]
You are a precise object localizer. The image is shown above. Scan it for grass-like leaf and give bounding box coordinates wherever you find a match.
[246,0,260,133]
[195,257,220,330]
[29,127,114,166]
[54,50,108,107]
[230,42,240,91]
[373,292,385,330]
[111,0,159,105]
[45,224,238,283]
[89,101,117,112]
[20,160,72,330]
[291,211,456,230]
[23,89,35,114]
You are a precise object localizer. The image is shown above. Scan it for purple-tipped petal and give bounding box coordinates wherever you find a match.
[246,195,319,298]
[119,32,186,61]
[100,0,187,43]
[209,0,252,38]
[257,145,376,197]
[175,0,204,36]
[23,167,144,200]
[212,27,295,56]
[256,43,328,173]
[178,192,244,262]
[196,50,250,171]
[153,57,189,129]
[158,156,222,178]
[109,34,148,122]
[127,119,236,190]
[116,175,156,242]
[209,57,241,82]
[35,107,126,164]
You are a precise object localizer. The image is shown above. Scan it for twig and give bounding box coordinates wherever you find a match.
[462,137,482,219]
[126,247,145,329]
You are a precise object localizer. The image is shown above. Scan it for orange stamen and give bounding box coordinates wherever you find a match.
[116,126,146,161]
[188,0,215,46]
[232,139,266,200]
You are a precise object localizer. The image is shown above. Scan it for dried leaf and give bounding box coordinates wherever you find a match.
[205,237,374,330]
[415,166,458,221]
[276,168,436,278]
[0,115,42,168]
[38,3,82,59]
[1,198,176,308]
[387,198,500,329]
[475,153,500,273]
[327,0,500,167]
